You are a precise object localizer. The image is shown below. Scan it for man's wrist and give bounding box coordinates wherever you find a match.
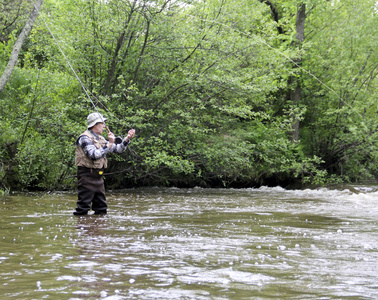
[105,142,113,149]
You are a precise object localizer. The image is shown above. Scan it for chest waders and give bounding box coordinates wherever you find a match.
[73,166,107,215]
[74,132,108,216]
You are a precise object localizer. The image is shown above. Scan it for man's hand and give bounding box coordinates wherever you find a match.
[107,132,115,149]
[125,129,135,142]
[108,132,116,143]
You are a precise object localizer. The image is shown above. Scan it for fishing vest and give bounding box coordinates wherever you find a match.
[75,130,108,169]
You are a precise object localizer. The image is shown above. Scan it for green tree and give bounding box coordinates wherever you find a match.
[0,0,376,191]
[300,0,378,181]
[0,0,43,93]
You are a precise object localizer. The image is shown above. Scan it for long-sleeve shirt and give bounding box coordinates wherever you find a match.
[76,131,130,161]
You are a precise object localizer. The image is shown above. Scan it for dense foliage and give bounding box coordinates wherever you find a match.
[1,0,377,192]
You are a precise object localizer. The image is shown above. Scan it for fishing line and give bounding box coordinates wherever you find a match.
[35,5,134,139]
[33,1,363,120]
[29,0,110,125]
[26,1,136,190]
[189,15,364,119]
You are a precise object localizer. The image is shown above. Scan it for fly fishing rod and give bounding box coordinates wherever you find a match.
[34,3,130,143]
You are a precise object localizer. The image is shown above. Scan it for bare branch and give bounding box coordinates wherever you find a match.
[0,0,43,94]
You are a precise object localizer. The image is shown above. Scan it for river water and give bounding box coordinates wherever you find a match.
[1,185,377,299]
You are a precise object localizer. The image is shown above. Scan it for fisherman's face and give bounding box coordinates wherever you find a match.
[92,122,105,134]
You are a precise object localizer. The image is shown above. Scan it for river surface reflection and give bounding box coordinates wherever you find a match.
[1,185,377,299]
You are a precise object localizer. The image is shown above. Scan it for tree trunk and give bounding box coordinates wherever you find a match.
[0,0,43,94]
[291,3,306,142]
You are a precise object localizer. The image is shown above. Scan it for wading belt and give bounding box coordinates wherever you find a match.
[78,166,104,176]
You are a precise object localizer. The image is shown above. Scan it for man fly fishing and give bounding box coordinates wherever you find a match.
[73,112,135,215]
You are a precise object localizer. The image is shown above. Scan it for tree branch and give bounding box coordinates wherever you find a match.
[258,0,283,34]
[0,0,43,94]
